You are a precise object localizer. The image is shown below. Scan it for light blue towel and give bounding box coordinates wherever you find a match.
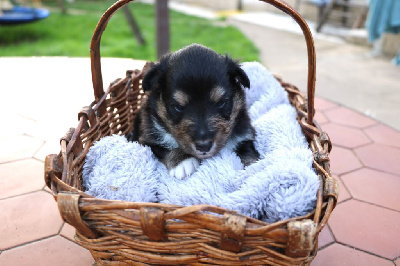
[392,51,400,66]
[366,0,400,42]
[310,0,330,6]
[82,62,320,223]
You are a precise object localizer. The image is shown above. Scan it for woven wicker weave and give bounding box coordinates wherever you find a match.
[44,0,338,265]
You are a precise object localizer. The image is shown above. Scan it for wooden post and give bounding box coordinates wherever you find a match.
[155,0,170,59]
[342,0,349,26]
[237,0,243,11]
[122,5,146,46]
[316,0,336,32]
[57,0,67,15]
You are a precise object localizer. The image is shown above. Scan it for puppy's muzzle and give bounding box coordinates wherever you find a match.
[192,129,217,158]
[195,140,213,153]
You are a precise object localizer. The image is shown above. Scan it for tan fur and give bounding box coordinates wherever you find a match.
[138,97,150,144]
[212,94,244,148]
[208,116,230,148]
[155,98,196,154]
[170,118,195,154]
[156,96,168,123]
[173,90,190,106]
[229,94,244,125]
[210,86,225,102]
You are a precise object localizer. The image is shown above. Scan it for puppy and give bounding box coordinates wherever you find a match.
[129,44,259,179]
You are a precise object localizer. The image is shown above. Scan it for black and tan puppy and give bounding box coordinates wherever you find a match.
[130,44,259,179]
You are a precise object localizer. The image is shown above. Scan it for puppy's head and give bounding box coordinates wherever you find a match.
[143,44,250,159]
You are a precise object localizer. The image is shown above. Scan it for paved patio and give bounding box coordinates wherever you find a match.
[0,54,399,265]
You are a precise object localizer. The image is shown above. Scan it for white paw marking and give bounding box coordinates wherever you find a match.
[169,157,200,180]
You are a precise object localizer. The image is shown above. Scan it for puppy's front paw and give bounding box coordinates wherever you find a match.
[169,157,200,180]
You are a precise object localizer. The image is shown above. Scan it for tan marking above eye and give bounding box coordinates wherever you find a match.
[210,86,225,102]
[173,90,190,106]
[156,97,169,123]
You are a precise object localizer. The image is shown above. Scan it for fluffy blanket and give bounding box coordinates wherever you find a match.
[82,62,319,223]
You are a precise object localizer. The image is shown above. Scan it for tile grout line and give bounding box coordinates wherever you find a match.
[58,222,66,235]
[362,122,382,131]
[17,113,37,122]
[344,164,400,179]
[33,153,46,163]
[0,157,33,165]
[333,191,400,213]
[352,198,400,214]
[22,132,46,142]
[360,127,375,144]
[331,164,364,177]
[317,241,336,252]
[317,224,337,251]
[42,187,54,196]
[334,241,396,263]
[33,156,46,163]
[358,164,400,178]
[344,142,377,176]
[336,175,354,201]
[352,139,400,152]
[319,118,400,158]
[315,103,341,113]
[319,125,375,149]
[335,197,353,206]
[320,120,380,131]
[0,189,46,202]
[348,146,366,172]
[32,139,47,159]
[320,102,387,130]
[0,234,60,253]
[333,142,370,150]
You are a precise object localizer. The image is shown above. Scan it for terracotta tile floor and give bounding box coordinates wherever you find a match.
[1,92,399,265]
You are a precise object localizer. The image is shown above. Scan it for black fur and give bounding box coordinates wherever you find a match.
[129,44,259,178]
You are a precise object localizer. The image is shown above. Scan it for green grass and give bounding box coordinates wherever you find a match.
[0,1,259,61]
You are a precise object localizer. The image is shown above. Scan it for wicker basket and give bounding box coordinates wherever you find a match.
[44,0,338,265]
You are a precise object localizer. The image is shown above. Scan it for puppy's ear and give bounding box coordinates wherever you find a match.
[226,56,250,89]
[142,55,170,92]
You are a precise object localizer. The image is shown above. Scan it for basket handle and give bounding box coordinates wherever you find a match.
[90,0,316,123]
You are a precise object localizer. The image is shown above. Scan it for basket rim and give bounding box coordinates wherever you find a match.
[44,65,337,264]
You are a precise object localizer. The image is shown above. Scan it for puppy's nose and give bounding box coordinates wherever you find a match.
[195,140,213,152]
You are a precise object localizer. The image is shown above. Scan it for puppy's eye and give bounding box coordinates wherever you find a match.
[217,101,226,109]
[172,104,184,113]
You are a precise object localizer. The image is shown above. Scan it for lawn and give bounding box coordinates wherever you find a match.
[0,1,259,62]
